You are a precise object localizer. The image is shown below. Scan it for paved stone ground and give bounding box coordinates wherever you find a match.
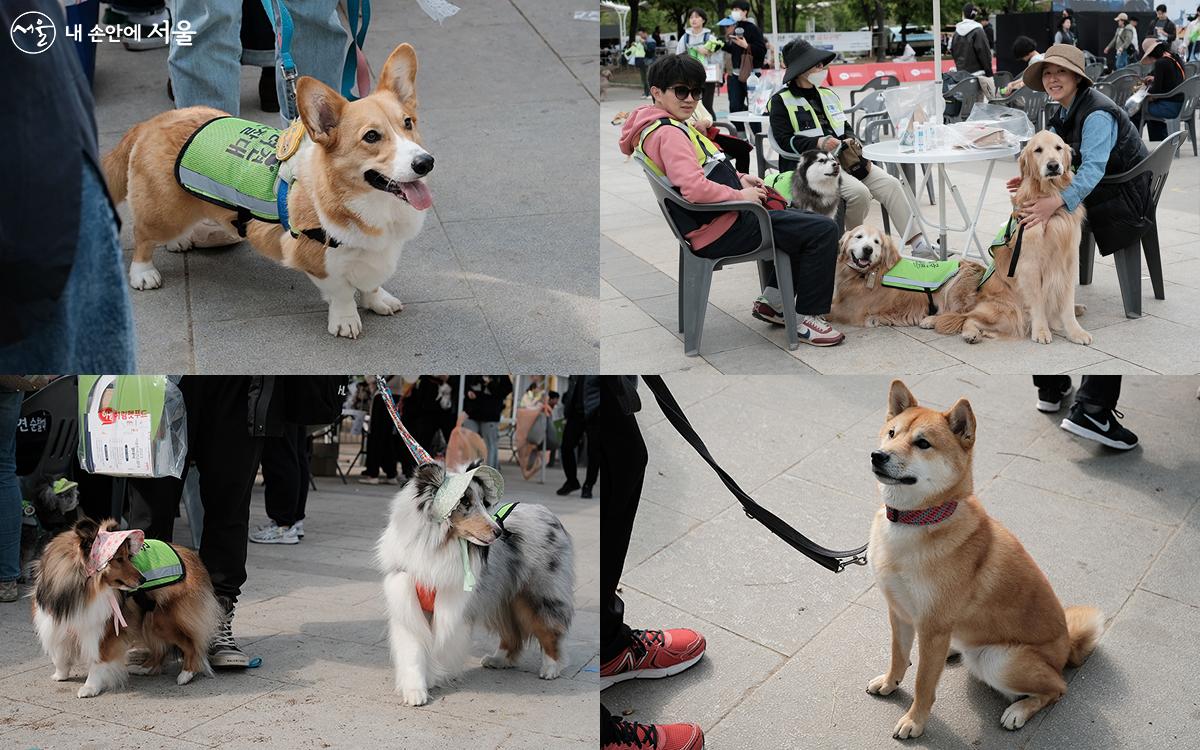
[94,0,599,372]
[600,88,1200,375]
[0,464,598,748]
[604,373,1200,748]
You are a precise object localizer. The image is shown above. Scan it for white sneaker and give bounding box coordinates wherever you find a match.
[292,520,304,538]
[248,523,299,545]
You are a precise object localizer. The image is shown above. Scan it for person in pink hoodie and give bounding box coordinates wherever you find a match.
[619,54,844,347]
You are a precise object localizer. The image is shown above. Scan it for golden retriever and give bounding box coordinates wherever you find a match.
[1010,131,1091,345]
[867,380,1103,739]
[829,225,1026,343]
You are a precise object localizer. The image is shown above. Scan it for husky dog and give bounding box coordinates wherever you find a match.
[377,463,575,706]
[790,149,841,218]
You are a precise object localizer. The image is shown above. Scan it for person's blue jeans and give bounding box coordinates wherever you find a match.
[0,392,23,583]
[1145,98,1184,141]
[462,419,500,469]
[169,0,346,122]
[1116,50,1129,69]
[0,160,135,373]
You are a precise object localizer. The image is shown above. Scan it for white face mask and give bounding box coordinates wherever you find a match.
[807,71,827,86]
[730,10,745,22]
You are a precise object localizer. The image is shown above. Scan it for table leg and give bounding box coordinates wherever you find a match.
[957,158,998,262]
[891,163,926,244]
[938,164,948,260]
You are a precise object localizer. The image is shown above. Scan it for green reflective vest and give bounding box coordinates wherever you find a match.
[763,170,795,203]
[132,539,184,591]
[881,258,962,292]
[634,118,725,185]
[176,116,282,223]
[768,87,848,139]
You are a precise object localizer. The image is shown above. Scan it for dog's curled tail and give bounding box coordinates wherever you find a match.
[1064,605,1104,667]
[101,124,141,204]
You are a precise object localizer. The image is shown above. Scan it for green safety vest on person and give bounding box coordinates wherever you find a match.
[176,116,283,223]
[634,118,726,184]
[628,40,645,60]
[768,87,849,139]
[131,539,184,591]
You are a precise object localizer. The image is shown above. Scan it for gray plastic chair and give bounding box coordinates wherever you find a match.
[636,159,800,355]
[1136,75,1200,156]
[942,77,980,123]
[849,74,901,106]
[1078,131,1186,318]
[1084,62,1105,82]
[845,89,890,138]
[993,71,1014,91]
[991,87,1049,131]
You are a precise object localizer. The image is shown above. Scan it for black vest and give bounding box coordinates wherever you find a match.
[1048,87,1152,255]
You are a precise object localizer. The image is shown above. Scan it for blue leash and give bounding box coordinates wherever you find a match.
[259,0,373,119]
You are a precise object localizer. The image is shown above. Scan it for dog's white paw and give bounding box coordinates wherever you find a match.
[363,288,405,316]
[481,653,513,670]
[164,237,191,253]
[892,712,925,739]
[51,670,70,682]
[400,687,429,707]
[76,684,102,699]
[176,670,195,686]
[1032,327,1053,344]
[539,661,562,680]
[1000,701,1033,730]
[327,310,363,339]
[918,316,937,330]
[866,673,899,696]
[1067,329,1092,346]
[129,261,162,290]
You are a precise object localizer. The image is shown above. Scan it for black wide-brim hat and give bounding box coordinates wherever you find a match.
[783,39,836,84]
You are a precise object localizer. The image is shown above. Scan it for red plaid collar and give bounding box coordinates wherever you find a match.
[885,500,959,525]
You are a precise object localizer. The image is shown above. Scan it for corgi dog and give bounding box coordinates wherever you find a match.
[32,519,221,698]
[102,44,433,339]
[866,381,1103,739]
[377,463,575,706]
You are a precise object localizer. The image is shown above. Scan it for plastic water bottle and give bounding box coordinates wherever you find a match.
[915,122,928,153]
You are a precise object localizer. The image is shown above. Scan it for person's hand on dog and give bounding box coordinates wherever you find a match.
[1005,175,1022,193]
[820,136,839,152]
[740,174,764,188]
[1018,193,1065,228]
[740,185,767,204]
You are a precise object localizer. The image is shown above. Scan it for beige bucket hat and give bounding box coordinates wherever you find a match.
[1022,43,1093,93]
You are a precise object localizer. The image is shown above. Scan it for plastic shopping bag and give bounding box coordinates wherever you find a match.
[77,376,187,478]
[882,84,945,150]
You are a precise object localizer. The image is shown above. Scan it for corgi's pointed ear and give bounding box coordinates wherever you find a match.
[378,43,419,112]
[297,77,346,146]
[945,398,976,448]
[887,380,917,420]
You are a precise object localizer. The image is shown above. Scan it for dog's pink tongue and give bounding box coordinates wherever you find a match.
[400,181,433,211]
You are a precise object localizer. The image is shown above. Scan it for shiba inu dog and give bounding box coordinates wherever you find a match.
[866,381,1103,739]
[102,44,433,339]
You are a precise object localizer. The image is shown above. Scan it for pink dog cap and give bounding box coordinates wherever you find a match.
[86,528,145,577]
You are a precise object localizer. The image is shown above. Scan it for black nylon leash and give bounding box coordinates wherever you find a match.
[641,376,869,573]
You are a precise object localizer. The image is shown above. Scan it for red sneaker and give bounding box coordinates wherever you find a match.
[600,628,706,689]
[604,718,705,750]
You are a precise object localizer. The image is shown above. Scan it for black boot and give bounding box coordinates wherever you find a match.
[259,66,280,113]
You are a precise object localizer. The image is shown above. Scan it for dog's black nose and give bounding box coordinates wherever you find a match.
[411,153,434,176]
[871,450,890,468]
[862,247,873,259]
[1046,161,1060,174]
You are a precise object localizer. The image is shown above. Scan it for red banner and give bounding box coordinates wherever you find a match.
[817,60,992,86]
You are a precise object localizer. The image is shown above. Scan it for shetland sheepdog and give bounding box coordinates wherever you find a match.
[32,519,221,698]
[377,464,575,706]
[102,44,433,339]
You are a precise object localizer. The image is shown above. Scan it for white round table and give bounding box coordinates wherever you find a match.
[862,140,1019,261]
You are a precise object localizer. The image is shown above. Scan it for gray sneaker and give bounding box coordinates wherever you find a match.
[248,522,299,545]
[0,579,18,603]
[209,598,250,668]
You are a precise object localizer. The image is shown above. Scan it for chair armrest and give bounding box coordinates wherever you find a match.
[713,120,738,136]
[658,192,774,253]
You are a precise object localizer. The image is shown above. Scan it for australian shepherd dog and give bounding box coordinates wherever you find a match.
[377,463,575,706]
[31,519,220,698]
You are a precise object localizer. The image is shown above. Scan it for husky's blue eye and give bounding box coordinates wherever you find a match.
[914,438,931,449]
[363,130,382,143]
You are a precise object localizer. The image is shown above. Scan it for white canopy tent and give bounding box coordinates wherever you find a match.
[601,1,631,50]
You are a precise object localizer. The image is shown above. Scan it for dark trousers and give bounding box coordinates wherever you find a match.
[560,414,599,488]
[701,80,717,116]
[637,62,649,95]
[365,394,398,479]
[697,209,839,315]
[130,376,263,602]
[261,424,309,527]
[599,401,647,662]
[1033,375,1121,410]
[726,73,749,113]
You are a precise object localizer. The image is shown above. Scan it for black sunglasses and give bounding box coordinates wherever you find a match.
[669,85,705,101]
